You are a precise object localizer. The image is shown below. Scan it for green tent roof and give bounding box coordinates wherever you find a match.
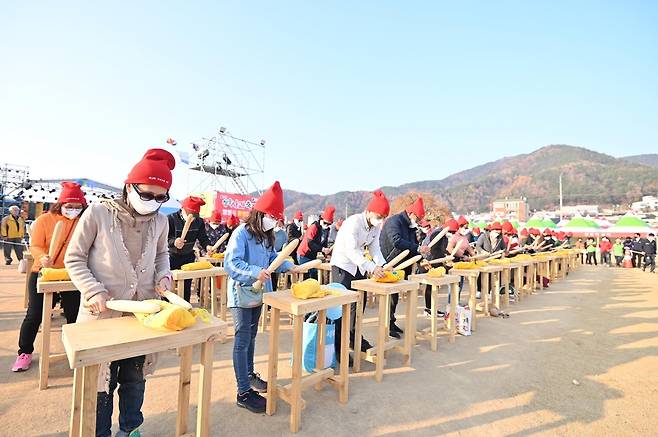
[613,215,650,228]
[565,217,599,228]
[541,219,557,229]
[525,218,545,228]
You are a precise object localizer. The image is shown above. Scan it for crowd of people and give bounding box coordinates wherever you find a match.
[2,147,655,435]
[574,234,656,272]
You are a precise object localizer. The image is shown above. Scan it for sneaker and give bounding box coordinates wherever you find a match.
[11,353,32,372]
[237,389,266,414]
[391,322,404,334]
[476,291,482,299]
[424,308,445,318]
[248,372,267,393]
[360,338,373,352]
[389,329,401,339]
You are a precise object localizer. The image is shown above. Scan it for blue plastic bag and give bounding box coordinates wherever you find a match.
[301,321,336,372]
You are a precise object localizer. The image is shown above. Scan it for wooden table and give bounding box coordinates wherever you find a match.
[63,315,227,437]
[477,265,503,313]
[172,267,227,320]
[264,288,357,433]
[23,252,34,308]
[533,258,551,290]
[444,269,480,331]
[350,279,419,381]
[316,262,333,285]
[498,263,520,307]
[37,279,78,390]
[408,274,460,350]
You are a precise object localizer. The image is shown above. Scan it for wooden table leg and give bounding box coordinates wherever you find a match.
[430,285,438,352]
[376,294,390,382]
[175,346,193,436]
[290,314,304,432]
[482,272,490,316]
[353,291,364,373]
[315,309,326,390]
[502,268,510,307]
[196,340,214,437]
[210,278,217,318]
[220,276,227,321]
[493,271,501,310]
[404,288,417,366]
[468,276,478,332]
[260,305,268,333]
[79,364,99,437]
[176,280,184,299]
[39,292,53,390]
[266,308,281,416]
[514,268,522,302]
[338,303,350,404]
[69,367,83,437]
[449,283,458,343]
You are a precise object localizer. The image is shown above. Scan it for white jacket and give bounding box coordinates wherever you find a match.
[330,212,386,276]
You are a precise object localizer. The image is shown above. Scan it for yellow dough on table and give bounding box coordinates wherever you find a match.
[40,268,71,281]
[452,260,487,269]
[291,278,341,299]
[509,254,533,261]
[211,252,225,259]
[488,258,511,265]
[375,270,405,283]
[181,261,214,271]
[427,267,446,277]
[132,299,211,331]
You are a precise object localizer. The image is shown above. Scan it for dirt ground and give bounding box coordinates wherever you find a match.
[1,261,657,436]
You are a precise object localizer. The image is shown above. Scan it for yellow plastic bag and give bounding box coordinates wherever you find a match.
[211,253,225,259]
[291,279,340,299]
[133,300,211,331]
[40,268,70,281]
[181,261,214,271]
[428,267,446,277]
[375,270,405,283]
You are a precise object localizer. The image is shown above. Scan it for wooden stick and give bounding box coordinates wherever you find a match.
[180,214,195,242]
[471,250,502,261]
[427,227,449,249]
[484,250,505,261]
[48,221,64,259]
[429,255,454,265]
[383,249,410,270]
[211,233,230,251]
[253,239,300,290]
[450,239,464,257]
[296,259,322,273]
[392,254,423,270]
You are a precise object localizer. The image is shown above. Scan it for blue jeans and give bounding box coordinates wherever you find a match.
[231,306,262,393]
[96,355,146,437]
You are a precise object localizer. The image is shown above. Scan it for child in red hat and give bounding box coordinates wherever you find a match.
[12,181,87,373]
[223,181,302,414]
[167,195,215,301]
[297,205,336,278]
[64,149,176,436]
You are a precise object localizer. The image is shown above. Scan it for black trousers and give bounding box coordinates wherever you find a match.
[3,238,24,264]
[644,255,656,272]
[390,265,413,325]
[331,266,367,358]
[18,271,80,355]
[169,252,196,302]
[633,252,643,268]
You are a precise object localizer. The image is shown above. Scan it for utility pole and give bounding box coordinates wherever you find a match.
[559,173,563,221]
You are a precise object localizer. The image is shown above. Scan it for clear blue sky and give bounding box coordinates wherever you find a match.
[2,1,657,199]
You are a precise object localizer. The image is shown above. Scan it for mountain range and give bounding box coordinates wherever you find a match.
[283,145,658,218]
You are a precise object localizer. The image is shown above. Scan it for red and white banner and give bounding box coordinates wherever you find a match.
[214,192,259,222]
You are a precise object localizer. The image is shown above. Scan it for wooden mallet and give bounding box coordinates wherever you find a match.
[253,238,300,290]
[392,254,423,271]
[180,214,195,242]
[296,259,322,273]
[48,221,64,259]
[211,233,230,252]
[383,249,410,270]
[429,255,454,265]
[427,227,450,249]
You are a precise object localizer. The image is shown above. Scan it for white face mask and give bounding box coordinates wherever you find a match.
[209,223,219,230]
[321,221,330,229]
[369,216,383,227]
[262,216,277,232]
[409,217,418,228]
[421,227,429,234]
[294,219,302,226]
[459,228,469,236]
[61,207,82,220]
[490,231,500,239]
[127,188,161,215]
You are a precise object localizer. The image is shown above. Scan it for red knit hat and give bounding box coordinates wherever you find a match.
[543,228,552,235]
[457,215,469,227]
[490,221,503,231]
[521,228,529,236]
[125,148,176,190]
[406,197,425,219]
[472,227,481,234]
[294,210,303,220]
[254,181,285,220]
[182,196,206,214]
[58,181,87,206]
[321,205,336,223]
[227,214,239,227]
[446,218,459,232]
[366,190,390,216]
[501,221,514,233]
[529,228,540,236]
[209,210,222,223]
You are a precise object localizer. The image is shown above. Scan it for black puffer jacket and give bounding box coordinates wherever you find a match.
[168,211,210,256]
[379,211,419,263]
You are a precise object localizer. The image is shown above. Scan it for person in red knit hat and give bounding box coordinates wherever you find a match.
[330,190,390,363]
[286,210,304,263]
[297,205,336,279]
[223,181,302,413]
[167,195,214,302]
[64,149,176,436]
[11,181,87,373]
[380,196,429,338]
[205,210,228,252]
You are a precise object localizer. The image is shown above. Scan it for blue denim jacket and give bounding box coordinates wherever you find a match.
[224,224,293,307]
